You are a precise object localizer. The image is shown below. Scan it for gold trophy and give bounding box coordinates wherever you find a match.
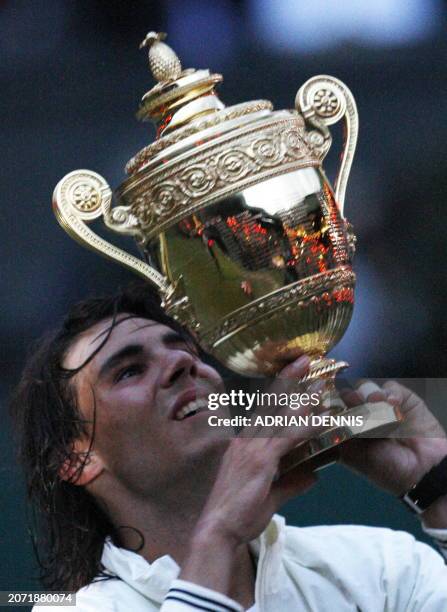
[53,32,401,466]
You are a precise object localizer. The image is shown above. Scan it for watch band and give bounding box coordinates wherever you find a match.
[401,455,447,514]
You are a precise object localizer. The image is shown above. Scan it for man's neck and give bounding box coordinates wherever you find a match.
[93,472,256,607]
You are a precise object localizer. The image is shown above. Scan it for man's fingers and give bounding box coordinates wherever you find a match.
[339,388,363,408]
[264,354,311,398]
[341,380,400,410]
[277,354,311,380]
[355,380,393,407]
[382,380,414,410]
[355,380,411,415]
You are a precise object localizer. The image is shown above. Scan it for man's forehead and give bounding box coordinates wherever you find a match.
[62,314,167,371]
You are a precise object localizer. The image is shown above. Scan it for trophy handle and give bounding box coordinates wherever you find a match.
[295,75,358,217]
[52,170,170,295]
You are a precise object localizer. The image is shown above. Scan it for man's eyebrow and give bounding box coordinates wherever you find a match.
[97,344,144,380]
[161,331,199,354]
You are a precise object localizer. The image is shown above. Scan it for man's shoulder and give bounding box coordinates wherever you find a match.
[284,522,419,551]
[276,522,447,610]
[282,522,441,570]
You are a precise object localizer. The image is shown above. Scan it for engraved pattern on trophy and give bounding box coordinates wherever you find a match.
[201,268,355,349]
[126,101,275,175]
[114,118,318,243]
[72,183,101,214]
[58,171,106,221]
[100,179,143,241]
[314,88,341,118]
[317,185,351,266]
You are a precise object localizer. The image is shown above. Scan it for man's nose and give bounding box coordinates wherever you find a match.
[159,350,198,388]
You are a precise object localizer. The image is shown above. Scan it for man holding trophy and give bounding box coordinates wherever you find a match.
[14,33,447,610]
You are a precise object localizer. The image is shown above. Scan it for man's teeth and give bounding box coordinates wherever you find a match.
[175,397,209,421]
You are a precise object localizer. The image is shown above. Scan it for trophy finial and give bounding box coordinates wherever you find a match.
[135,31,224,131]
[139,31,182,83]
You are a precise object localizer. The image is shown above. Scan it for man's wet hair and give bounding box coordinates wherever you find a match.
[10,281,197,591]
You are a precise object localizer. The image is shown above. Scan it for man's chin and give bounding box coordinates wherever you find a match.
[187,430,231,463]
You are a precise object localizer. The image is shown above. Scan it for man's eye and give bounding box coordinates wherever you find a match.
[115,364,144,383]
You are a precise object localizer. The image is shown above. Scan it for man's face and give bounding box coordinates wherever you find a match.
[63,315,226,497]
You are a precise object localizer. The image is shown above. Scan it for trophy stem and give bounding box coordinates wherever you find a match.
[298,356,349,383]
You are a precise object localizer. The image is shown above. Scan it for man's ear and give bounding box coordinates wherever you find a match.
[58,440,105,486]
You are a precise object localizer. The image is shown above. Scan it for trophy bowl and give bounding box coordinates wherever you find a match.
[142,167,355,378]
[52,32,402,465]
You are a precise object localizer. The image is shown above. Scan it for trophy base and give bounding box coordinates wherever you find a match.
[279,400,403,475]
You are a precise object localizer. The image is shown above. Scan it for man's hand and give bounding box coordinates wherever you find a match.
[338,380,447,527]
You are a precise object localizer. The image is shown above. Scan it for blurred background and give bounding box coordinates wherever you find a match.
[2,0,447,605]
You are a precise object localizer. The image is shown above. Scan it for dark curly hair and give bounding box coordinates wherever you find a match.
[10,282,197,592]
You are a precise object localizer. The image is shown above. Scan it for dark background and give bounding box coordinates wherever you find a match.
[2,0,447,605]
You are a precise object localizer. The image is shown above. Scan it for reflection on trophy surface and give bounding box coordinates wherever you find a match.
[150,174,355,378]
[52,31,402,465]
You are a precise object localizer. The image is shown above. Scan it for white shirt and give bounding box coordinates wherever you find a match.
[35,515,447,612]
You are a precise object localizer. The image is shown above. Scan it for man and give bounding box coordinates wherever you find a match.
[12,282,447,611]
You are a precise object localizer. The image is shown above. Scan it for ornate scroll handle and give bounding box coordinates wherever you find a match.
[295,75,358,217]
[52,169,170,295]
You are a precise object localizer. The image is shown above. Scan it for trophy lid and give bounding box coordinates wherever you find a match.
[126,32,274,176]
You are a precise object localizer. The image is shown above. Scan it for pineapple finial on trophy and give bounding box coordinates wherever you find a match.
[136,31,224,133]
[139,31,182,83]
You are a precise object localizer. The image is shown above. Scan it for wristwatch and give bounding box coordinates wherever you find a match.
[401,456,447,514]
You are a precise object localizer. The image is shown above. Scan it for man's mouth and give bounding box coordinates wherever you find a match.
[174,397,209,421]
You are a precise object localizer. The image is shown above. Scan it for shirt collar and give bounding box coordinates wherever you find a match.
[100,514,286,603]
